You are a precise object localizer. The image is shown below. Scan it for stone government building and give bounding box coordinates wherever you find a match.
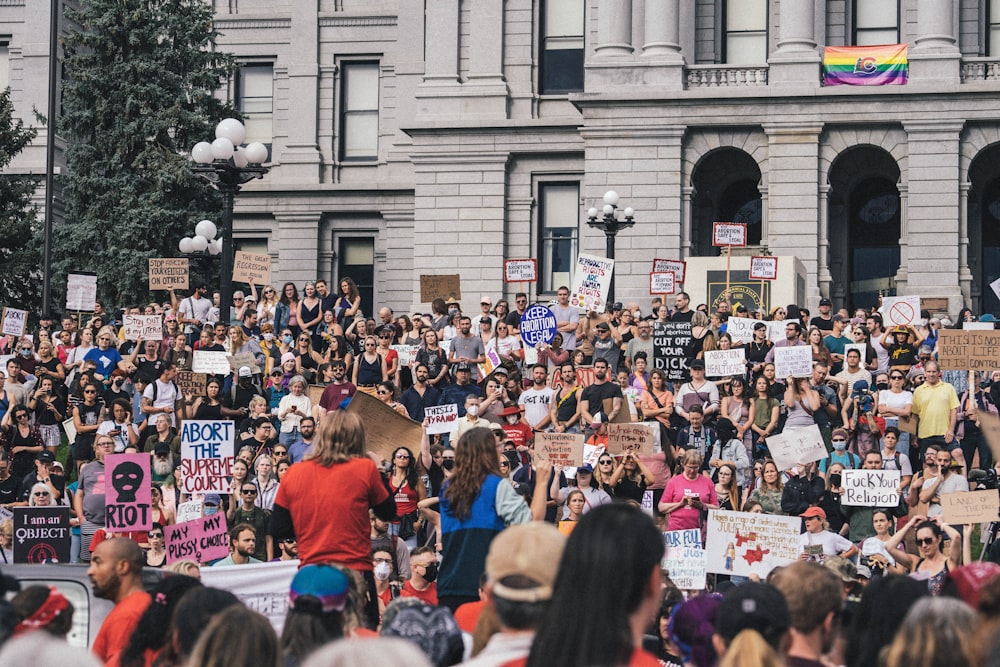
[6,1,1000,316]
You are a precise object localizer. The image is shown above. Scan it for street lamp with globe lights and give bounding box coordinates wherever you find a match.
[587,190,635,305]
[190,118,269,324]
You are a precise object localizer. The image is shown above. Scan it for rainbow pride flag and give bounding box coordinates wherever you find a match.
[823,44,908,86]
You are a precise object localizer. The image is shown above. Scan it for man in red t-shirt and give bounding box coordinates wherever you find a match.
[402,546,439,605]
[89,537,151,666]
[315,360,357,418]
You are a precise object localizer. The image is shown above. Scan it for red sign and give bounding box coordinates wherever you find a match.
[712,222,747,247]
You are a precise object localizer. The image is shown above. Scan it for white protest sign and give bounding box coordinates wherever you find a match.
[0,308,27,337]
[842,469,900,506]
[504,259,537,282]
[766,424,828,472]
[439,339,452,356]
[391,345,416,366]
[180,420,235,494]
[705,510,800,577]
[749,256,778,280]
[991,277,1000,302]
[844,343,867,364]
[569,254,614,312]
[963,322,995,330]
[881,295,920,326]
[191,350,232,375]
[726,318,784,344]
[424,404,459,435]
[712,222,747,246]
[704,349,746,378]
[649,272,676,295]
[774,345,813,378]
[662,545,707,590]
[176,500,204,524]
[66,273,98,312]
[62,417,77,444]
[652,258,686,283]
[123,314,163,341]
[201,560,299,634]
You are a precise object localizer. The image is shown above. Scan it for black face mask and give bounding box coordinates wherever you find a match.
[441,459,455,471]
[503,451,520,469]
[876,382,889,391]
[422,562,439,582]
[240,378,252,387]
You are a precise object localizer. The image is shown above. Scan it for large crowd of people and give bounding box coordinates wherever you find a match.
[0,280,999,666]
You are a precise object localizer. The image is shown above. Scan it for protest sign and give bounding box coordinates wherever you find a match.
[941,489,1000,525]
[704,349,746,378]
[66,272,98,312]
[180,420,235,495]
[391,345,416,366]
[519,304,557,347]
[649,272,676,295]
[13,507,71,563]
[898,413,919,435]
[0,307,26,337]
[881,295,920,326]
[192,350,232,375]
[991,277,1000,302]
[749,256,778,280]
[844,343,867,364]
[176,500,203,524]
[842,469,900,507]
[233,251,271,285]
[933,329,1000,372]
[705,509,800,577]
[662,544,707,590]
[504,259,537,282]
[105,453,152,532]
[123,314,163,341]
[345,390,422,461]
[176,371,207,398]
[664,529,701,548]
[424,404,459,435]
[419,274,462,302]
[228,352,261,375]
[569,254,614,312]
[774,345,813,378]
[201,560,299,633]
[652,258,686,283]
[62,417,77,444]
[479,346,503,378]
[606,423,656,456]
[165,514,229,564]
[964,322,996,330]
[653,321,692,382]
[722,318,785,345]
[712,222,747,246]
[148,258,189,291]
[534,432,584,466]
[766,424,828,472]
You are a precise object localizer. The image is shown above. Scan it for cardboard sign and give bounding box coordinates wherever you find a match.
[774,345,813,378]
[105,453,152,532]
[228,352,261,375]
[935,329,1000,372]
[653,321,692,382]
[345,389,422,461]
[898,413,919,435]
[606,423,656,456]
[941,489,1000,524]
[766,424,828,472]
[704,349,746,378]
[391,345,416,366]
[13,507,71,563]
[519,304,558,347]
[180,420,235,495]
[649,272,676,295]
[419,274,462,303]
[176,370,207,398]
[192,350,232,375]
[65,272,98,312]
[176,500,203,524]
[749,256,778,280]
[165,514,229,564]
[425,404,459,435]
[534,432,584,466]
[504,259,537,283]
[842,469,900,507]
[652,258,686,283]
[123,314,163,341]
[233,251,271,285]
[712,222,747,247]
[569,254,614,312]
[881,295,920,326]
[705,510,800,577]
[1,308,27,337]
[148,258,189,291]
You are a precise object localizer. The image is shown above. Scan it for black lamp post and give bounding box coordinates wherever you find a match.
[190,118,269,324]
[587,190,635,305]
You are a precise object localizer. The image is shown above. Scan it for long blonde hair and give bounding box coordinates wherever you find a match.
[307,411,367,466]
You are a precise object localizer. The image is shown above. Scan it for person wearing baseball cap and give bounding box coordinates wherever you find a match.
[472,295,496,333]
[798,506,857,562]
[810,297,834,332]
[712,582,790,659]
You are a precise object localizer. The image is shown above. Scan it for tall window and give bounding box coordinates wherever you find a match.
[990,0,1000,56]
[339,62,379,161]
[237,63,273,145]
[0,41,9,91]
[539,183,580,293]
[725,0,767,65]
[540,0,584,94]
[854,0,899,45]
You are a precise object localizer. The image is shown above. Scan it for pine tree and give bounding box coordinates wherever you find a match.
[0,87,40,310]
[55,0,237,309]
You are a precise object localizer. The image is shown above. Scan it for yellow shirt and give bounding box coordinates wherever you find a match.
[911,381,959,438]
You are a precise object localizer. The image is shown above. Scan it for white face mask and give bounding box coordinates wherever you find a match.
[506,415,519,424]
[263,333,274,341]
[374,562,392,581]
[467,405,479,417]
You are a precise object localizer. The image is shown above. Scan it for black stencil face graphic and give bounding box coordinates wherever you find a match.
[111,461,144,503]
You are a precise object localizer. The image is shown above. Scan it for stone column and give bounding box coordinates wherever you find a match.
[278,0,322,182]
[911,0,960,82]
[642,0,683,61]
[595,0,633,57]
[423,0,460,83]
[681,186,694,258]
[465,0,509,119]
[959,181,972,305]
[769,0,821,86]
[818,184,832,299]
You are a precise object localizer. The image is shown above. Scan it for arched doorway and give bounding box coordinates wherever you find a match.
[827,146,902,310]
[690,148,763,256]
[968,144,1000,315]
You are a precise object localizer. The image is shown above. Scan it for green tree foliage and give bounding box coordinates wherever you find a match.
[0,87,40,310]
[55,0,236,309]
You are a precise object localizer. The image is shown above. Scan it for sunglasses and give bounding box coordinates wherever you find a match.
[84,389,97,394]
[234,298,244,302]
[916,537,936,546]
[599,459,613,465]
[831,438,846,443]
[148,532,163,538]
[890,375,904,380]
[242,489,258,495]
[499,461,509,467]
[394,454,410,459]
[33,491,50,497]
[378,390,391,395]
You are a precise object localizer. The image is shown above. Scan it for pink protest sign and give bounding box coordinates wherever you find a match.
[165,514,229,564]
[104,453,152,532]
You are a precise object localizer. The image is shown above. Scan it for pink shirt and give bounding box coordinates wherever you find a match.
[662,473,717,531]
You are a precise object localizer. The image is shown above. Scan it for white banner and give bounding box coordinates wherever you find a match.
[766,424,828,472]
[66,273,98,312]
[842,469,900,507]
[201,560,299,633]
[192,350,232,375]
[774,345,813,378]
[569,254,614,312]
[704,348,746,377]
[705,510,800,577]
